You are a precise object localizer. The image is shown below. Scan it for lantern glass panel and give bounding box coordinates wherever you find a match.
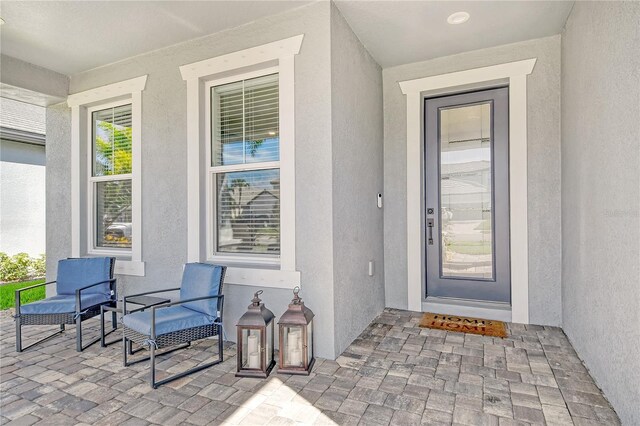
[306,320,313,362]
[282,325,304,367]
[266,320,274,367]
[242,328,262,369]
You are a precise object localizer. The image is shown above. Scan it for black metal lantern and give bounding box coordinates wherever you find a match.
[277,287,314,375]
[236,290,275,378]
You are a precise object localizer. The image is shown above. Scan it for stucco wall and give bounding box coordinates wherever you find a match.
[1,54,69,105]
[0,140,46,256]
[330,3,385,356]
[47,2,339,358]
[44,104,71,295]
[382,36,562,326]
[561,3,640,424]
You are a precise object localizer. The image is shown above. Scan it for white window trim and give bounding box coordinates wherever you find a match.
[399,58,536,324]
[68,75,147,276]
[180,35,303,289]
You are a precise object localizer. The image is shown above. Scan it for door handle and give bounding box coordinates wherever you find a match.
[427,218,434,245]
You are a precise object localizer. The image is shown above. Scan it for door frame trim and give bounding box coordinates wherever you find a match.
[399,58,536,324]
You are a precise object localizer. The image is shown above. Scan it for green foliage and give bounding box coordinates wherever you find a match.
[32,254,46,277]
[95,121,132,175]
[0,279,46,310]
[0,253,46,282]
[94,121,133,241]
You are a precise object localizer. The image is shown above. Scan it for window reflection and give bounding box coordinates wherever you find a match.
[216,170,280,254]
[439,103,493,279]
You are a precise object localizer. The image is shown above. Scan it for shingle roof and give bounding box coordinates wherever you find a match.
[0,97,46,135]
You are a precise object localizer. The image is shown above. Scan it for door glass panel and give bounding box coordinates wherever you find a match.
[439,103,493,279]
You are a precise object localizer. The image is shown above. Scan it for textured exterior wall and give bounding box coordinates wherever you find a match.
[47,2,339,358]
[561,3,640,424]
[382,36,563,325]
[330,3,385,357]
[0,54,69,103]
[0,140,46,256]
[44,104,71,296]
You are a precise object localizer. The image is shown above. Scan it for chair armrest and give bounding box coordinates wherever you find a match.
[151,294,224,310]
[16,280,56,294]
[75,278,117,312]
[124,288,180,302]
[15,281,57,312]
[75,278,117,293]
[149,295,224,339]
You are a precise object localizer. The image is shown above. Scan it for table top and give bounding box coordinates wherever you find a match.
[101,295,171,314]
[126,295,171,307]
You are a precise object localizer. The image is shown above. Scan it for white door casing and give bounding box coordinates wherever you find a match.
[399,59,536,323]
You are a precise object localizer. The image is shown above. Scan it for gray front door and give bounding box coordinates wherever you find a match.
[424,88,510,303]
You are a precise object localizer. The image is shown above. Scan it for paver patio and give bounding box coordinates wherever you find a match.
[0,308,620,425]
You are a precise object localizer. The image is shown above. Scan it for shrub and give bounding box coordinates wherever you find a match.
[32,254,46,277]
[0,253,46,282]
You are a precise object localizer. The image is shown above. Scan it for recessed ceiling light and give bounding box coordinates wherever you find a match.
[447,12,470,25]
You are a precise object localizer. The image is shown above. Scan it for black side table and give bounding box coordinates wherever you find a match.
[100,295,170,347]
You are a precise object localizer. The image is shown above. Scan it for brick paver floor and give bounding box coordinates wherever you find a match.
[0,308,620,425]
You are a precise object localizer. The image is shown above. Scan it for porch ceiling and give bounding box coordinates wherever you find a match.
[334,0,574,67]
[0,1,311,75]
[0,1,574,76]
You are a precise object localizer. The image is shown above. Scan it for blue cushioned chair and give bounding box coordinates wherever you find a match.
[122,263,226,388]
[15,257,116,352]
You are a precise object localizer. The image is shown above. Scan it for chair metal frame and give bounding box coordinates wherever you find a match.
[122,266,226,388]
[14,258,117,352]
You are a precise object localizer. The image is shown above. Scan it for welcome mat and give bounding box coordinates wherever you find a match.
[419,312,508,338]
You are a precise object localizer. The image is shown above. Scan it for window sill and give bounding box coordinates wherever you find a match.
[207,254,279,268]
[224,267,300,289]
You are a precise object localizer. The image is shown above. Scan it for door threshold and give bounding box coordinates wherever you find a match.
[422,297,512,322]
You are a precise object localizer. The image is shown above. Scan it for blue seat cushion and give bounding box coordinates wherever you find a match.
[179,263,223,317]
[122,305,217,337]
[56,257,112,296]
[20,294,112,314]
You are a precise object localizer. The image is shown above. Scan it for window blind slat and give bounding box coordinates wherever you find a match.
[212,73,279,167]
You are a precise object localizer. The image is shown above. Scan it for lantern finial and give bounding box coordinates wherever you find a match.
[292,286,302,305]
[252,290,264,306]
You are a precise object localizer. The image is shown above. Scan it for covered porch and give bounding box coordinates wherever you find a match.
[0,0,638,424]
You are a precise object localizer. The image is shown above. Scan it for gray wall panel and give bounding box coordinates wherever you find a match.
[45,103,72,297]
[561,3,640,424]
[49,2,337,358]
[330,3,385,357]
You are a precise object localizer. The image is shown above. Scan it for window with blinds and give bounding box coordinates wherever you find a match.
[91,104,133,250]
[211,73,280,255]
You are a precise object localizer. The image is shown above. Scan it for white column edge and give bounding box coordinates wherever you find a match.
[279,54,296,271]
[406,92,423,312]
[508,74,530,324]
[131,91,143,263]
[186,77,202,262]
[71,106,81,257]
